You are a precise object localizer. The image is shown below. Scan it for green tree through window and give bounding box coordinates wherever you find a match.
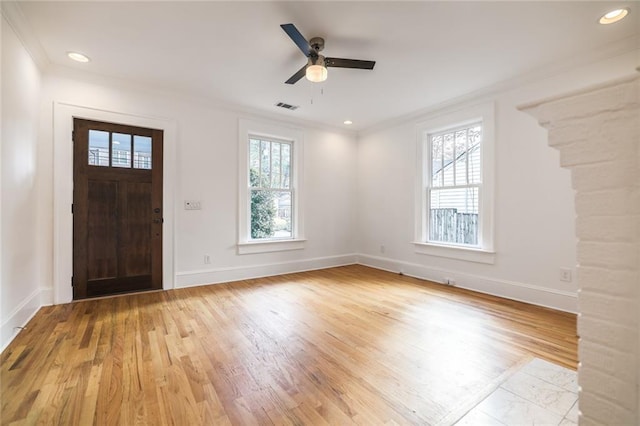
[248,137,293,240]
[250,169,276,238]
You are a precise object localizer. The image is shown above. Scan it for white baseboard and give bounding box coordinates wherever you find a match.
[176,253,358,288]
[1,287,49,353]
[357,254,578,313]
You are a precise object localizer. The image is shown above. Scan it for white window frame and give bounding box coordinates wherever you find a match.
[414,102,495,264]
[238,119,305,254]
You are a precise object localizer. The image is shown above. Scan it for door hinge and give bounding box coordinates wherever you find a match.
[71,203,74,214]
[72,130,75,142]
[71,276,74,287]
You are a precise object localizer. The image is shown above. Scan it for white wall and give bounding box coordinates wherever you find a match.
[1,15,45,350]
[36,72,359,303]
[356,49,640,312]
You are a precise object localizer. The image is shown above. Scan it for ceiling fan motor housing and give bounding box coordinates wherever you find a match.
[309,37,325,52]
[308,54,325,67]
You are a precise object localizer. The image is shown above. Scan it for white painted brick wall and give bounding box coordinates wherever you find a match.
[578,315,636,353]
[576,216,636,242]
[571,160,637,192]
[579,392,635,425]
[575,188,640,217]
[580,366,637,411]
[579,266,638,297]
[579,291,637,326]
[579,339,637,381]
[577,241,637,270]
[522,75,640,425]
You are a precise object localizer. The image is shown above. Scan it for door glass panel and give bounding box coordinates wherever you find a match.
[88,130,109,166]
[133,135,152,169]
[112,133,132,168]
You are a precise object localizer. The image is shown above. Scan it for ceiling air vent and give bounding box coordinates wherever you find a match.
[275,102,299,111]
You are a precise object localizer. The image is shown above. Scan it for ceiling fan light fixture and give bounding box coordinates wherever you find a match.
[306,64,327,82]
[306,56,327,83]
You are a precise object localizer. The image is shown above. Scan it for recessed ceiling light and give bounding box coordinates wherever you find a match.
[67,51,90,63]
[343,120,353,125]
[599,8,629,24]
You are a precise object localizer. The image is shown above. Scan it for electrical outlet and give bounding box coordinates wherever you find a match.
[444,277,456,286]
[204,255,211,264]
[184,200,202,210]
[560,268,572,282]
[380,245,385,254]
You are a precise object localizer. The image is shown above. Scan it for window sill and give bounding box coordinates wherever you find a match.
[238,239,306,255]
[413,242,495,264]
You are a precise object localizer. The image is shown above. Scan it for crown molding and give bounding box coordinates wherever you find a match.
[1,1,50,71]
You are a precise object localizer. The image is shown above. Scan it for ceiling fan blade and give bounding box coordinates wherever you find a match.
[285,64,307,84]
[280,23,312,57]
[325,57,376,70]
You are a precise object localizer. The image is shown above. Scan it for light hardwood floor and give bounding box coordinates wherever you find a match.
[1,265,577,425]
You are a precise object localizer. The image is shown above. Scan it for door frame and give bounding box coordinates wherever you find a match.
[53,102,176,304]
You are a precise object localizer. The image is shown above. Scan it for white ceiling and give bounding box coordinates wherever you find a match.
[12,1,639,131]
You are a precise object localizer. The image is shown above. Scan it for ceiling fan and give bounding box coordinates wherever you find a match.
[280,23,376,84]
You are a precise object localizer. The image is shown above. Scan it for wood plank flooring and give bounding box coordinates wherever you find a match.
[1,265,577,425]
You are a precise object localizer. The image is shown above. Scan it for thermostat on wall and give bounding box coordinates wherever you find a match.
[184,200,202,210]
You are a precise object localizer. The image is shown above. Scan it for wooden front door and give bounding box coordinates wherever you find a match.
[73,119,163,299]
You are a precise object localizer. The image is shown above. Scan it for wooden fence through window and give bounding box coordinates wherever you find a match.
[430,208,478,245]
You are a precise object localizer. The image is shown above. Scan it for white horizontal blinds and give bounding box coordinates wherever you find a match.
[249,136,293,240]
[428,123,482,246]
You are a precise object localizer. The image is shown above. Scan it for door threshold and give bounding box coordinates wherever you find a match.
[72,288,164,303]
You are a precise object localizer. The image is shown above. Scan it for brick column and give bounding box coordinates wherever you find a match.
[521,76,639,425]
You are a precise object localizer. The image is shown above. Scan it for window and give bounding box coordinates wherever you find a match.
[429,123,481,246]
[238,119,305,254]
[249,137,293,239]
[88,129,152,170]
[415,103,495,263]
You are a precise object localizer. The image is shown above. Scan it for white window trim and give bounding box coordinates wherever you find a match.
[238,118,305,254]
[414,102,495,263]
